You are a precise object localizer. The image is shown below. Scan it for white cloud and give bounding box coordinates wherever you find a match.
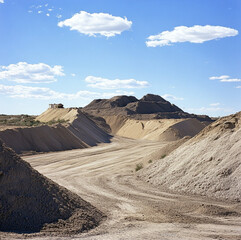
[28,10,33,13]
[45,4,48,7]
[209,75,230,80]
[38,11,42,14]
[0,62,64,84]
[236,86,241,89]
[220,78,241,82]
[46,13,50,17]
[58,11,132,37]
[85,76,149,89]
[0,84,135,100]
[146,25,238,47]
[0,0,4,3]
[56,14,62,19]
[48,8,53,11]
[71,73,76,77]
[161,94,184,101]
[210,75,241,82]
[210,103,220,106]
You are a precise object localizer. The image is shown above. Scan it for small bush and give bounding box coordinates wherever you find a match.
[135,163,143,172]
[161,154,166,159]
[148,160,152,164]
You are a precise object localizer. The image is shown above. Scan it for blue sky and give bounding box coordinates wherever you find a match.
[0,0,240,116]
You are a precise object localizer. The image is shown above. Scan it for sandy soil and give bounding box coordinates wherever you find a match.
[1,137,237,239]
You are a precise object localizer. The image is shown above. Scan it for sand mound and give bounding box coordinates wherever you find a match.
[115,118,206,141]
[139,111,241,201]
[0,125,87,154]
[0,108,111,154]
[37,108,111,147]
[0,140,103,233]
[84,94,212,122]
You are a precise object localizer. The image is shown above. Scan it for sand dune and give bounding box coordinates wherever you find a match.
[0,140,103,234]
[139,111,241,201]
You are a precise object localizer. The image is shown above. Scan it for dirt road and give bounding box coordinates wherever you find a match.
[20,137,241,239]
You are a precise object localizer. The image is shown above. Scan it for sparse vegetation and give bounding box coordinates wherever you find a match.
[135,163,143,172]
[161,154,166,159]
[148,160,152,164]
[0,114,68,127]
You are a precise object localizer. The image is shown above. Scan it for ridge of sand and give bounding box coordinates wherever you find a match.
[138,111,241,201]
[0,108,111,154]
[114,118,206,141]
[0,124,88,154]
[36,108,79,123]
[37,108,111,146]
[0,140,104,234]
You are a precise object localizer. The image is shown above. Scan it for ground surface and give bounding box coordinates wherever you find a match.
[2,137,241,239]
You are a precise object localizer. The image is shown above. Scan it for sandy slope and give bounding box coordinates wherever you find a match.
[114,118,206,141]
[0,125,87,154]
[2,137,239,240]
[37,108,111,147]
[0,108,111,154]
[0,140,103,234]
[139,111,241,202]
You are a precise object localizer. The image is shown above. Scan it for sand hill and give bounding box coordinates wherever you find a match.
[84,94,212,122]
[36,108,111,146]
[0,108,111,154]
[0,140,103,233]
[139,111,241,202]
[115,118,206,141]
[83,94,212,141]
[0,125,87,154]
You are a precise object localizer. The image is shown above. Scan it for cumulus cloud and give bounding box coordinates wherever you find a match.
[161,94,184,101]
[0,62,64,84]
[146,25,238,47]
[0,0,4,3]
[58,11,132,37]
[0,84,135,100]
[210,75,241,82]
[85,76,149,89]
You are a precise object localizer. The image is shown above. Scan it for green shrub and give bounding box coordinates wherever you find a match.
[161,154,166,159]
[135,163,143,172]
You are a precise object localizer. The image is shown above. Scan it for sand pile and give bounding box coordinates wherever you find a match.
[115,118,205,141]
[0,108,111,154]
[83,94,212,122]
[139,111,241,202]
[37,108,111,146]
[0,125,87,154]
[0,140,103,233]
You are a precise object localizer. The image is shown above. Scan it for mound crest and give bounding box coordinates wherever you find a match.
[0,140,104,233]
[83,94,212,122]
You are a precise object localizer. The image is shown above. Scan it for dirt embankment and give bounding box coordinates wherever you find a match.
[0,140,104,234]
[0,125,87,154]
[0,108,111,154]
[139,111,241,202]
[102,116,206,142]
